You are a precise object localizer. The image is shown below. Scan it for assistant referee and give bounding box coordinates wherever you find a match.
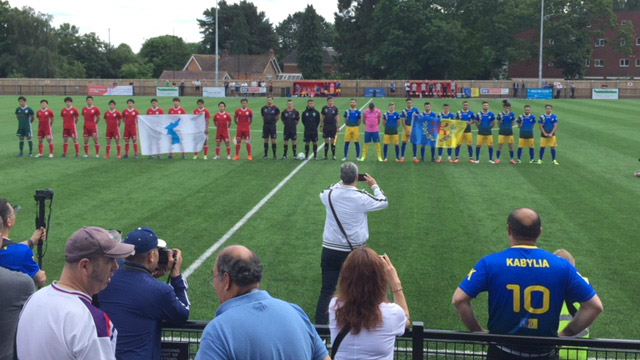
[314,162,388,324]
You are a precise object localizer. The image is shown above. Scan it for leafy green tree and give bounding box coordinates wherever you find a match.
[198,0,277,55]
[106,44,137,77]
[297,5,324,79]
[334,0,379,78]
[276,11,335,56]
[139,35,191,78]
[229,14,250,55]
[120,61,154,79]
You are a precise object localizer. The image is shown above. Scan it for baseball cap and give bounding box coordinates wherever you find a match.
[124,227,161,254]
[66,227,135,263]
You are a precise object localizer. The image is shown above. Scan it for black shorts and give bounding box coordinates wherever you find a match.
[284,128,297,141]
[304,131,318,143]
[262,124,277,139]
[323,127,337,139]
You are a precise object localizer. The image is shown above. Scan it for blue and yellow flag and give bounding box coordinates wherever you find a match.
[436,119,467,148]
[410,115,440,146]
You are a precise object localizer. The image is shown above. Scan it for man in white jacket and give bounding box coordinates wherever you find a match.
[315,162,388,324]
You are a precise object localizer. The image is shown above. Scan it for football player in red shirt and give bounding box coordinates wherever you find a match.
[168,97,187,159]
[146,98,164,159]
[213,101,233,160]
[122,99,140,159]
[61,97,80,157]
[233,98,253,161]
[36,99,55,158]
[104,100,122,159]
[193,99,212,160]
[82,95,101,157]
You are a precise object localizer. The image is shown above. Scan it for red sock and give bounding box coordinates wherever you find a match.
[106,145,111,156]
[125,143,130,155]
[182,152,186,157]
[235,144,241,155]
[84,145,89,155]
[117,145,122,157]
[195,152,199,156]
[64,143,69,155]
[216,147,221,156]
[133,143,138,155]
[74,143,80,155]
[49,143,54,155]
[95,144,100,155]
[226,147,231,155]
[170,152,174,157]
[38,143,44,155]
[247,143,252,155]
[204,146,209,156]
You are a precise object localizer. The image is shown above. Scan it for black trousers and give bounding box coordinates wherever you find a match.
[487,345,558,360]
[315,247,350,324]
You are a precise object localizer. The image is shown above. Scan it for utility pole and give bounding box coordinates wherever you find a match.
[538,0,544,88]
[215,1,219,86]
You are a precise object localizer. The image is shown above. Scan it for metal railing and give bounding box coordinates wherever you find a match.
[161,320,640,360]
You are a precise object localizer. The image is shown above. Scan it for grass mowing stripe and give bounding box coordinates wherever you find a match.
[182,98,373,279]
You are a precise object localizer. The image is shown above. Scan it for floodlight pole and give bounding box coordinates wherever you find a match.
[538,0,544,88]
[215,1,219,86]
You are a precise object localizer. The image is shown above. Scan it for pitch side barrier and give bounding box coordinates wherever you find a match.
[161,321,640,359]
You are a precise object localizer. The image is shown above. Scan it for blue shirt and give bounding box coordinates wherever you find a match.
[456,110,475,133]
[400,107,420,127]
[517,114,537,139]
[344,109,361,127]
[497,111,516,136]
[196,290,328,360]
[539,114,558,135]
[99,262,190,360]
[459,246,596,337]
[440,112,455,120]
[0,239,39,278]
[383,111,401,135]
[475,111,495,136]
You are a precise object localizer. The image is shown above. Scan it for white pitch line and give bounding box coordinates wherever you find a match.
[183,98,373,279]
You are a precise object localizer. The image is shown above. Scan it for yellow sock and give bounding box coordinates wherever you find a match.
[375,143,382,158]
[363,144,369,159]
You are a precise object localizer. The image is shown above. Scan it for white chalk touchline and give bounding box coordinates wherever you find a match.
[183,98,373,279]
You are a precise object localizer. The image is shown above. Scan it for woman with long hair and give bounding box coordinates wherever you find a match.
[329,248,410,359]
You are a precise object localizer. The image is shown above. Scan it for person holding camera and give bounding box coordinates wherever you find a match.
[98,227,190,360]
[0,199,47,286]
[315,162,388,325]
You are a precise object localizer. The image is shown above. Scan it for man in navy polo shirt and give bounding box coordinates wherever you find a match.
[99,227,190,360]
[196,245,329,360]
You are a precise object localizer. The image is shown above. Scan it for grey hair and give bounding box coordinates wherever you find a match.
[216,250,263,287]
[340,162,358,184]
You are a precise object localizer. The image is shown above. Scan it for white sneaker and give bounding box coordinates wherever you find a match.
[49,154,54,158]
[193,155,198,160]
[488,160,495,164]
[214,156,220,160]
[203,155,208,160]
[83,154,89,158]
[227,155,231,160]
[96,155,100,158]
[341,157,347,161]
[35,154,42,158]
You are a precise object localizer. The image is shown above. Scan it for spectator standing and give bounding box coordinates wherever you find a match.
[0,267,34,360]
[513,81,519,98]
[268,81,274,96]
[389,81,396,95]
[452,208,603,360]
[315,162,389,324]
[195,245,329,360]
[16,227,134,360]
[570,83,576,99]
[404,81,410,97]
[329,248,409,360]
[0,199,47,286]
[179,81,186,96]
[195,79,202,93]
[521,81,526,98]
[99,228,190,360]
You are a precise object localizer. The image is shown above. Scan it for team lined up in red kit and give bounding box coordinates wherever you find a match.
[31,95,256,160]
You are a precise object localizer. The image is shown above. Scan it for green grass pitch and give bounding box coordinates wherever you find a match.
[1,95,639,339]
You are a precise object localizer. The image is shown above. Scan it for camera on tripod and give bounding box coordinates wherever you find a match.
[34,189,54,202]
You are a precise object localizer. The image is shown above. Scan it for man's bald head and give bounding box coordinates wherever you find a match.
[507,208,542,243]
[215,245,263,287]
[554,249,576,266]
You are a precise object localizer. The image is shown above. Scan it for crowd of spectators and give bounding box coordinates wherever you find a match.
[0,176,604,360]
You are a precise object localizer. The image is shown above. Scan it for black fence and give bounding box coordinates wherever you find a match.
[161,321,640,360]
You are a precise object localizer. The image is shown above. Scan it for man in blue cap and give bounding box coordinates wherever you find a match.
[98,227,190,360]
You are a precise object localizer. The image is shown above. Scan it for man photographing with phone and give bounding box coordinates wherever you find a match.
[315,162,388,325]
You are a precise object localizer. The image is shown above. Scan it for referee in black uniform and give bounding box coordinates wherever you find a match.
[302,99,321,160]
[280,100,300,159]
[321,96,339,160]
[261,96,280,159]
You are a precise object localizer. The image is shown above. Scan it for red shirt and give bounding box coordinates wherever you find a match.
[82,106,101,128]
[235,108,253,129]
[146,107,164,115]
[193,107,211,121]
[61,107,79,129]
[168,107,186,115]
[104,110,122,130]
[37,109,55,130]
[122,108,140,129]
[214,112,232,133]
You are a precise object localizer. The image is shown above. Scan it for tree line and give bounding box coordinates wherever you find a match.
[1,0,639,80]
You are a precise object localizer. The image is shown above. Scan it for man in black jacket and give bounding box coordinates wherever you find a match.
[302,99,321,160]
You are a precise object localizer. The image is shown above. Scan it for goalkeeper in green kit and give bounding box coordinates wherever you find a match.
[15,96,35,157]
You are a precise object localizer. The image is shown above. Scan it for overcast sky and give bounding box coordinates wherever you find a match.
[7,0,338,52]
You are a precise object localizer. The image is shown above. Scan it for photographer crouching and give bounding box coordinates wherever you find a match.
[98,227,190,360]
[315,162,389,325]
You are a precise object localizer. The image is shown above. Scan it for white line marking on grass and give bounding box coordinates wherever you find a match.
[183,98,373,279]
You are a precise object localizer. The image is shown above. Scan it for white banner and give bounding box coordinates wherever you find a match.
[592,88,619,100]
[138,115,207,155]
[156,87,180,97]
[87,86,134,96]
[203,87,226,98]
